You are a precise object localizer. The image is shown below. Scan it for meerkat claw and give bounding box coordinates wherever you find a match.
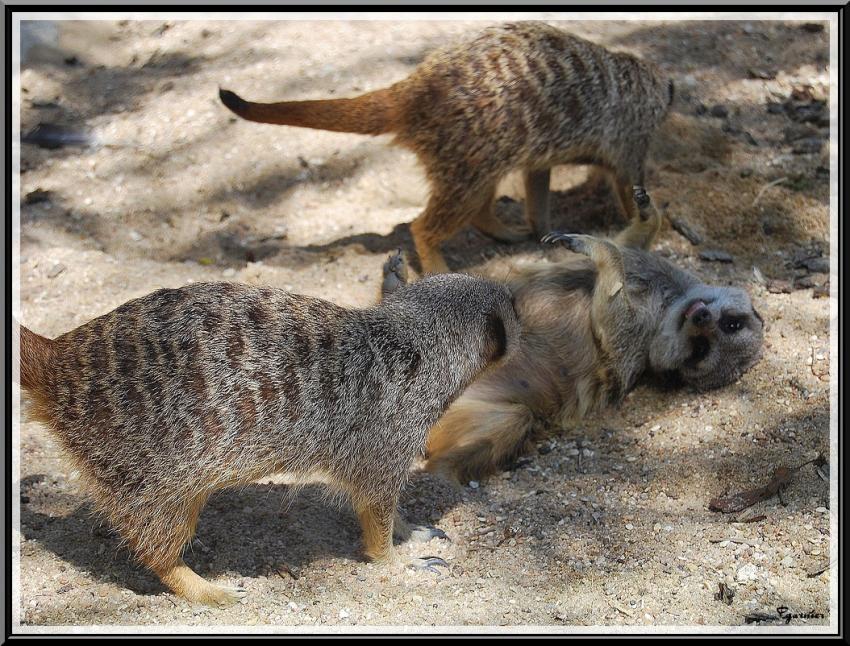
[541,232,588,254]
[408,556,450,575]
[217,586,247,606]
[540,231,567,245]
[407,525,450,543]
[632,185,650,207]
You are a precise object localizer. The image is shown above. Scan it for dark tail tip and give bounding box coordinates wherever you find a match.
[219,88,249,115]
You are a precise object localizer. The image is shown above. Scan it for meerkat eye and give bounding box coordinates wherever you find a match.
[720,315,745,334]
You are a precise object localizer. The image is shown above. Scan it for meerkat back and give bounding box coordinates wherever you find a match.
[220,21,673,273]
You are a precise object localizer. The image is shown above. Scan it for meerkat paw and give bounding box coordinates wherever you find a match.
[381,249,409,296]
[214,585,248,606]
[407,556,450,575]
[179,583,246,608]
[632,185,651,219]
[540,231,592,255]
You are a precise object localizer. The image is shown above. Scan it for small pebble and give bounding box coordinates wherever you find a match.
[736,563,759,582]
[46,263,66,279]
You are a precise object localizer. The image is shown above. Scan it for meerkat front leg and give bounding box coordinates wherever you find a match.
[613,185,663,250]
[542,232,628,302]
[541,231,632,348]
[353,494,449,575]
[523,168,552,237]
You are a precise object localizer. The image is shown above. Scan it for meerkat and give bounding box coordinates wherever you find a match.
[381,188,764,482]
[219,21,674,274]
[16,273,519,605]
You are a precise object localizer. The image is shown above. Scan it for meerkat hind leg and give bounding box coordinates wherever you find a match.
[523,168,552,237]
[409,216,451,275]
[355,497,449,575]
[155,558,246,607]
[472,184,532,243]
[588,167,640,222]
[613,185,662,250]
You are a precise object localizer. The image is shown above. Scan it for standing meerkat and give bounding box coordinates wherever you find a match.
[382,188,764,482]
[219,21,674,273]
[16,274,519,605]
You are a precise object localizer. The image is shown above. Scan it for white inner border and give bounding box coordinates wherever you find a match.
[9,9,839,636]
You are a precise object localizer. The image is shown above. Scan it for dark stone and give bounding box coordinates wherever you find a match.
[800,257,830,274]
[699,249,734,263]
[24,188,53,205]
[670,217,703,245]
[812,284,830,299]
[794,275,815,289]
[748,68,776,80]
[792,138,823,155]
[784,123,819,143]
[766,280,792,294]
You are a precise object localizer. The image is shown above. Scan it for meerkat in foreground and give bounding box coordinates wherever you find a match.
[16,274,519,605]
[219,21,674,273]
[382,188,764,482]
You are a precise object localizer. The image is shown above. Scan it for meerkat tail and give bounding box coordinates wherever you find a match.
[16,322,57,425]
[17,323,54,396]
[424,396,539,483]
[219,87,399,135]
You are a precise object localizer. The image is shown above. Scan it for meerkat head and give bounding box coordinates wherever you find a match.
[384,273,521,366]
[648,284,764,390]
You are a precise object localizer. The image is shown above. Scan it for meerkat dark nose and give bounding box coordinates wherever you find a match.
[691,306,712,328]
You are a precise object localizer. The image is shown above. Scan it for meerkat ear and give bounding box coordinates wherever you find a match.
[485,312,508,361]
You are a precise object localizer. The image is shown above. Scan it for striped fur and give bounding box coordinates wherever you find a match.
[220,21,673,273]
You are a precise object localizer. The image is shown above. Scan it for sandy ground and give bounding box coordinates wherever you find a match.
[15,18,833,630]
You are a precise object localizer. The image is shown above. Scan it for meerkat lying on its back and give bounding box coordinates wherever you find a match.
[17,275,519,605]
[220,21,674,273]
[382,188,764,483]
